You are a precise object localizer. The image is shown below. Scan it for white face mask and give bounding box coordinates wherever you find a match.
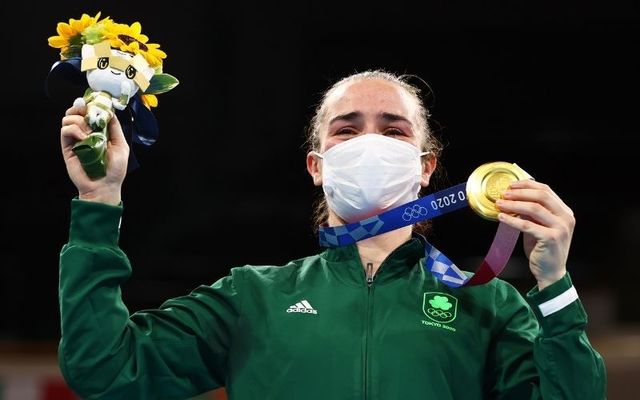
[314,133,428,223]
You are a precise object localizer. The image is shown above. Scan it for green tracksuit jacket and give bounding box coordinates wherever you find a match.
[58,200,606,400]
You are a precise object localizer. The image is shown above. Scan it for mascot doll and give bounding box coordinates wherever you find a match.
[47,12,178,178]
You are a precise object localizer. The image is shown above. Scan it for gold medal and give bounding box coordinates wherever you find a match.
[466,162,533,221]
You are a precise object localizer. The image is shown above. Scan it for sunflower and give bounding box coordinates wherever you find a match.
[48,13,177,108]
[141,94,158,109]
[102,20,167,68]
[47,12,108,59]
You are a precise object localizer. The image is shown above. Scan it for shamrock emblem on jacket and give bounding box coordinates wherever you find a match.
[429,295,453,310]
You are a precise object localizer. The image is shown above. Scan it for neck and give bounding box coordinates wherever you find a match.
[327,213,413,278]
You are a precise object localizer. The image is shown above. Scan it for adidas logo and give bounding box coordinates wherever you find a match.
[286,300,318,314]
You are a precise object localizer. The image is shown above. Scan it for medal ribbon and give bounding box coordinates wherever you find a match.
[318,183,520,288]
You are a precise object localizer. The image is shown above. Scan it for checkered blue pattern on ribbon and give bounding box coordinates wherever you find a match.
[319,183,468,247]
[424,241,469,287]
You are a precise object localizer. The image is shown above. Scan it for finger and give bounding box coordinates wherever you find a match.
[61,115,91,132]
[65,105,87,116]
[496,198,559,227]
[497,212,554,241]
[508,179,548,190]
[508,180,573,216]
[107,114,128,148]
[508,180,562,203]
[502,188,571,217]
[61,124,88,147]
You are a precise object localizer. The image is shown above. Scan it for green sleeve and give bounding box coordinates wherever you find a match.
[485,274,607,399]
[526,273,607,399]
[483,281,540,399]
[58,199,242,400]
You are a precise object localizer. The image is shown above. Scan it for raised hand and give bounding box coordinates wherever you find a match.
[60,105,129,205]
[496,180,575,290]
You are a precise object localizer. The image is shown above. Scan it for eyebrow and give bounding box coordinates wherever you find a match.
[328,111,413,126]
[380,112,412,125]
[329,111,362,125]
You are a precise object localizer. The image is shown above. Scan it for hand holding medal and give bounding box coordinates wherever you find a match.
[320,161,574,289]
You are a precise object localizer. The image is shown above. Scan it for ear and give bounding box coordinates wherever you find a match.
[420,154,437,187]
[81,44,95,59]
[306,152,323,186]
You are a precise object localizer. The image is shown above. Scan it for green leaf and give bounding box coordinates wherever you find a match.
[145,73,179,95]
[61,44,82,59]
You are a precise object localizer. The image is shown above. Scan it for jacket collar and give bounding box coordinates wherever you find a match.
[320,234,425,286]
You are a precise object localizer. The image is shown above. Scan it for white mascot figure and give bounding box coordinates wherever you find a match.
[72,41,155,177]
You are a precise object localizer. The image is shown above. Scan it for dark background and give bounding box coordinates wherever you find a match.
[0,0,638,341]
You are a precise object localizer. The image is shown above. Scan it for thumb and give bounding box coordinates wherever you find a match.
[108,114,128,148]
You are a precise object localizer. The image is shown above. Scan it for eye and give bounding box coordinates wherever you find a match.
[335,127,358,135]
[125,65,137,79]
[97,57,109,69]
[384,128,406,136]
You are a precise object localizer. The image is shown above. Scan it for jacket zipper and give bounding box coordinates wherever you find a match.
[364,263,374,399]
